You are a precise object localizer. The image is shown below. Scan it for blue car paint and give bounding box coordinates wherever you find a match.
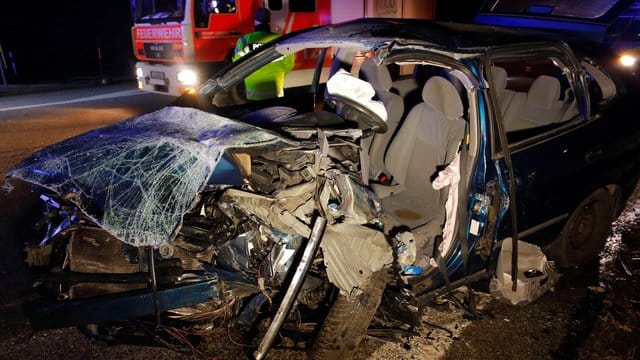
[474,14,609,42]
[27,279,220,330]
[425,62,509,288]
[208,153,243,186]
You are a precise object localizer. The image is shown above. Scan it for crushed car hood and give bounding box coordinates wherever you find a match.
[6,106,294,247]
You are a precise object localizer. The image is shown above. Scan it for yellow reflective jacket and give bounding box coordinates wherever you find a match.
[232,31,294,101]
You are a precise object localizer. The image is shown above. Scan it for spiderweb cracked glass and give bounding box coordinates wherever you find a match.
[8,106,290,247]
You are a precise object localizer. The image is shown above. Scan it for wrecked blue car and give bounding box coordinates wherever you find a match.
[6,18,640,359]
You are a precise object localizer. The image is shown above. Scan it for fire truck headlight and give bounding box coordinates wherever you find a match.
[620,54,637,67]
[177,69,198,85]
[135,67,144,78]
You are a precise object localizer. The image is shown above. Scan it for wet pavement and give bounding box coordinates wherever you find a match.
[0,78,135,97]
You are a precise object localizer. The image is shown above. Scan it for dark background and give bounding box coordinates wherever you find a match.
[0,1,136,84]
[0,1,482,84]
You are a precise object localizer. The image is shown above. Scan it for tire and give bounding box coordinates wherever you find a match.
[545,188,616,268]
[310,271,387,360]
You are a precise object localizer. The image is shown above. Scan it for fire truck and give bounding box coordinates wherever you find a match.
[131,0,435,96]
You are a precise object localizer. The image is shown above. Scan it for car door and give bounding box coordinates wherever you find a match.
[192,0,246,62]
[489,43,605,247]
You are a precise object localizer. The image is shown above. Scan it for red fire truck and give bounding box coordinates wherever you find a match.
[131,0,435,96]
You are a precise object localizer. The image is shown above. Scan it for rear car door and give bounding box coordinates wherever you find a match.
[489,44,606,246]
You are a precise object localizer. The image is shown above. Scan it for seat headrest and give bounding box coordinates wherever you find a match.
[527,75,560,109]
[359,58,392,91]
[422,76,464,120]
[491,66,508,90]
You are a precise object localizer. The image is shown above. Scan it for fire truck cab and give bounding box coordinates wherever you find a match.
[132,0,435,96]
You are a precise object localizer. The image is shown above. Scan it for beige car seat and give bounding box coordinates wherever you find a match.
[502,75,564,132]
[358,58,405,179]
[378,76,466,229]
[491,66,515,117]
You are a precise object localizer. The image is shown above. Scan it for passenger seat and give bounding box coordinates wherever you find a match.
[375,76,466,229]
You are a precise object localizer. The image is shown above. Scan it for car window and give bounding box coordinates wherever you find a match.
[210,46,333,109]
[581,59,618,112]
[206,43,476,159]
[491,54,582,145]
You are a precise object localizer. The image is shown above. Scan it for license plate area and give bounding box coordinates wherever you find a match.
[143,42,172,60]
[150,71,165,80]
[149,71,167,85]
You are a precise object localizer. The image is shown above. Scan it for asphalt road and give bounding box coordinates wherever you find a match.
[0,82,175,178]
[0,84,638,360]
[0,83,179,357]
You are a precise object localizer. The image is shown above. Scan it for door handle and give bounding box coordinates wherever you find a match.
[585,146,604,163]
[230,31,242,36]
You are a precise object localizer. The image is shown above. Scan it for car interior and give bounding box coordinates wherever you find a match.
[208,45,473,269]
[490,57,581,144]
[326,48,472,268]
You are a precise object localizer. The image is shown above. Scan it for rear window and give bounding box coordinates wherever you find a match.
[491,54,582,144]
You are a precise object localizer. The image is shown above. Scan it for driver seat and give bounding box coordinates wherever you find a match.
[358,58,404,179]
[377,76,466,228]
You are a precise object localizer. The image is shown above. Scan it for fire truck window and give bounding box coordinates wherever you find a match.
[208,0,236,14]
[268,0,283,11]
[289,0,315,12]
[194,0,209,27]
[194,0,235,27]
[136,0,185,21]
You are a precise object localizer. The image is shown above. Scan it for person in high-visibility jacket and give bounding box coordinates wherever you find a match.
[232,8,294,101]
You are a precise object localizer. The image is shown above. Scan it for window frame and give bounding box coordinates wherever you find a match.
[486,42,589,155]
[194,0,237,28]
[580,57,619,113]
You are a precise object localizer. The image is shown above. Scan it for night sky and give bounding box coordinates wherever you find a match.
[0,1,134,84]
[0,1,481,84]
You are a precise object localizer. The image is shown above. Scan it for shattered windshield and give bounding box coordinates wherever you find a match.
[7,107,292,247]
[133,0,186,23]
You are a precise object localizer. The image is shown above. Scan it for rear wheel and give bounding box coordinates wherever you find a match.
[545,187,617,268]
[311,271,387,360]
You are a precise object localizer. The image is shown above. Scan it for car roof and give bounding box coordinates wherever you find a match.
[203,18,612,96]
[277,18,574,55]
